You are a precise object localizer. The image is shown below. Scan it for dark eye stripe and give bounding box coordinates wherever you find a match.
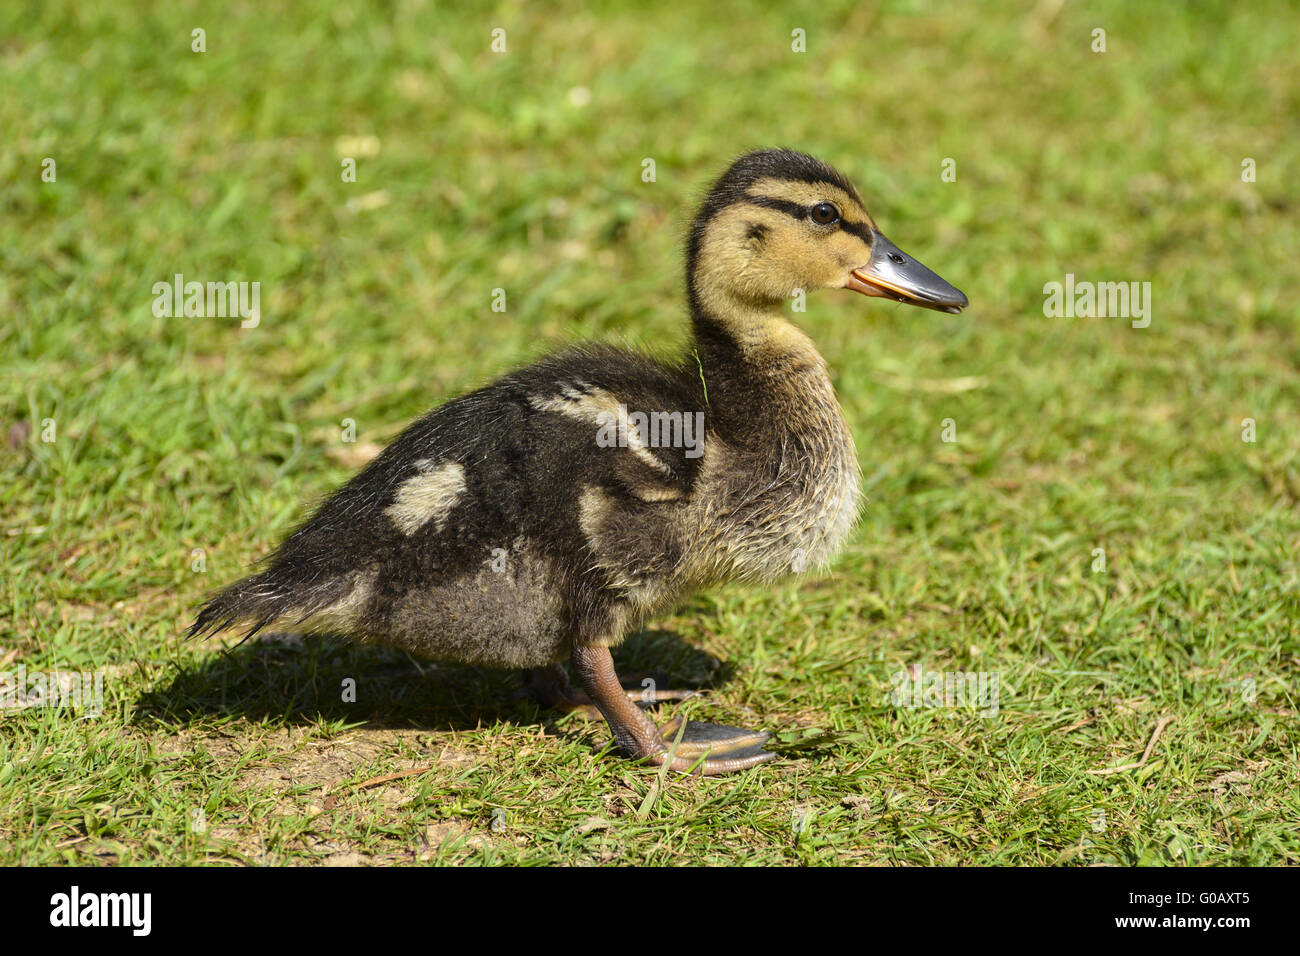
[743,194,808,220]
[746,192,874,244]
[839,218,874,243]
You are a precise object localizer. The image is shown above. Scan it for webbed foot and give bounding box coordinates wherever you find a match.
[646,716,777,774]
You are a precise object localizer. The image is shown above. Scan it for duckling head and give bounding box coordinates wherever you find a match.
[687,149,968,318]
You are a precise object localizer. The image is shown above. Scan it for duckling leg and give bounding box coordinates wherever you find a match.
[571,644,776,774]
[531,664,698,720]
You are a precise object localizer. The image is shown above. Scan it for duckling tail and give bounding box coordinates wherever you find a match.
[187,569,343,643]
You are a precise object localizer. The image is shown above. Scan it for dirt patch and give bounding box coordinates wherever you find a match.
[154,725,493,864]
[159,725,480,796]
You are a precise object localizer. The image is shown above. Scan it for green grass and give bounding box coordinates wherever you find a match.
[2,0,1297,866]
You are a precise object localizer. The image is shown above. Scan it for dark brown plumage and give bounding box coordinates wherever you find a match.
[192,149,967,773]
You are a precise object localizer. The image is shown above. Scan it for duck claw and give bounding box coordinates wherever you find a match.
[647,717,778,774]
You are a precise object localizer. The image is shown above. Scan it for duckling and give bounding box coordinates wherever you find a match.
[191,148,967,774]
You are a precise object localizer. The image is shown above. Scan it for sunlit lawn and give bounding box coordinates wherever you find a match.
[1,0,1297,865]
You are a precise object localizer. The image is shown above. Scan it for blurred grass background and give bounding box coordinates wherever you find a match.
[1,0,1297,865]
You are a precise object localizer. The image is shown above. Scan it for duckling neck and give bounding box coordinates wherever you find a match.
[688,287,838,439]
[685,286,862,582]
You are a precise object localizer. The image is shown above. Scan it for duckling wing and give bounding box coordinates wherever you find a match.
[190,344,705,656]
[514,345,706,505]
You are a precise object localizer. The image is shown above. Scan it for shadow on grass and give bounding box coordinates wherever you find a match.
[135,628,731,734]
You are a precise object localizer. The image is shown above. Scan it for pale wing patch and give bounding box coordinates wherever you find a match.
[526,380,610,422]
[385,459,467,536]
[529,384,673,476]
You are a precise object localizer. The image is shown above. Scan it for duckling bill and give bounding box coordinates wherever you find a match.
[192,149,968,775]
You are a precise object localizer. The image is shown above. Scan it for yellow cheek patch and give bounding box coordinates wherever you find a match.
[694,206,787,292]
[826,231,874,271]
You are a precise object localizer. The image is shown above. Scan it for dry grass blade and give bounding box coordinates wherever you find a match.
[322,765,434,810]
[1086,716,1176,776]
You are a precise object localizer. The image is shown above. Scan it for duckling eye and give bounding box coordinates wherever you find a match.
[810,202,839,225]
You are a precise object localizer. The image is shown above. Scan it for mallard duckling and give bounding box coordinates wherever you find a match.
[192,149,967,774]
